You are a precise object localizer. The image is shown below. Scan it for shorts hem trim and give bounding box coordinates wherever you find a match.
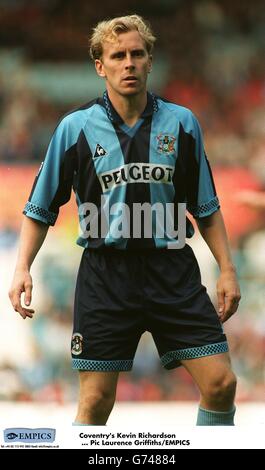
[161,341,229,367]
[72,358,133,371]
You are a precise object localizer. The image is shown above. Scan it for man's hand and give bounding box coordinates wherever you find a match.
[9,269,35,320]
[216,268,241,323]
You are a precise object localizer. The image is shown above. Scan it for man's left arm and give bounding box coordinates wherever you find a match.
[196,209,241,323]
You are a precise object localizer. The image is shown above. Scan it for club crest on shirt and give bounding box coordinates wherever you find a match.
[71,333,83,355]
[94,144,108,158]
[156,134,176,155]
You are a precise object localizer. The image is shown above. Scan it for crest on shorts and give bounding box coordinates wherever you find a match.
[71,333,83,355]
[156,134,176,154]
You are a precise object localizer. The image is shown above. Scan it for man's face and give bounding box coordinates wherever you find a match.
[95,30,152,98]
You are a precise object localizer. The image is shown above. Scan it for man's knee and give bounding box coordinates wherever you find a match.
[79,389,116,416]
[203,370,237,403]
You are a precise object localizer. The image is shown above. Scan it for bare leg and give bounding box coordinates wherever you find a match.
[74,371,119,425]
[181,352,236,411]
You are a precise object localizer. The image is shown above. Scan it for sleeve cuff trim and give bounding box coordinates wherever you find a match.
[23,201,57,226]
[188,196,220,218]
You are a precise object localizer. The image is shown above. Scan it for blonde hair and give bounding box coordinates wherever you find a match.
[89,14,156,60]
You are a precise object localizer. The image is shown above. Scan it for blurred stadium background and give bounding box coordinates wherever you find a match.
[0,0,265,424]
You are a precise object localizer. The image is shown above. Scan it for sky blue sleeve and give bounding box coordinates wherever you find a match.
[23,115,78,225]
[187,114,220,219]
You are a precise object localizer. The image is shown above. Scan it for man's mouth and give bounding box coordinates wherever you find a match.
[123,76,138,82]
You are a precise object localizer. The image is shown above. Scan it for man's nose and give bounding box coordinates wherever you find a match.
[125,54,135,69]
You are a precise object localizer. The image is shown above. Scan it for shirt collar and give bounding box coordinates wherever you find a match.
[103,90,158,123]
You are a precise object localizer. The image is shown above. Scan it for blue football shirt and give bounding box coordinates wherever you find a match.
[23,91,220,249]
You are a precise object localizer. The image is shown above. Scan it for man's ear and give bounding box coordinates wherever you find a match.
[95,59,106,78]
[148,55,153,73]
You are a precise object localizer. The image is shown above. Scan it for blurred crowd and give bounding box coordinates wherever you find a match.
[0,0,264,403]
[0,0,265,171]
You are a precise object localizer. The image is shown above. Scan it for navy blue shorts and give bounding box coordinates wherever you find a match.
[71,245,228,371]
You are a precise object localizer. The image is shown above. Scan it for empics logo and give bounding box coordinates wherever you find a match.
[4,428,56,443]
[5,432,18,440]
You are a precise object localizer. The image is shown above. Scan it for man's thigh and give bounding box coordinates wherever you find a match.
[181,352,233,392]
[78,371,120,399]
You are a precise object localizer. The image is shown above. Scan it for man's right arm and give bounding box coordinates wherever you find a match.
[9,216,49,320]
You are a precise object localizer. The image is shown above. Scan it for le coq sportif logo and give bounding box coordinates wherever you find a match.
[4,428,56,443]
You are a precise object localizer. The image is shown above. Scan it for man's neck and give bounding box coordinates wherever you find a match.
[107,89,147,127]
